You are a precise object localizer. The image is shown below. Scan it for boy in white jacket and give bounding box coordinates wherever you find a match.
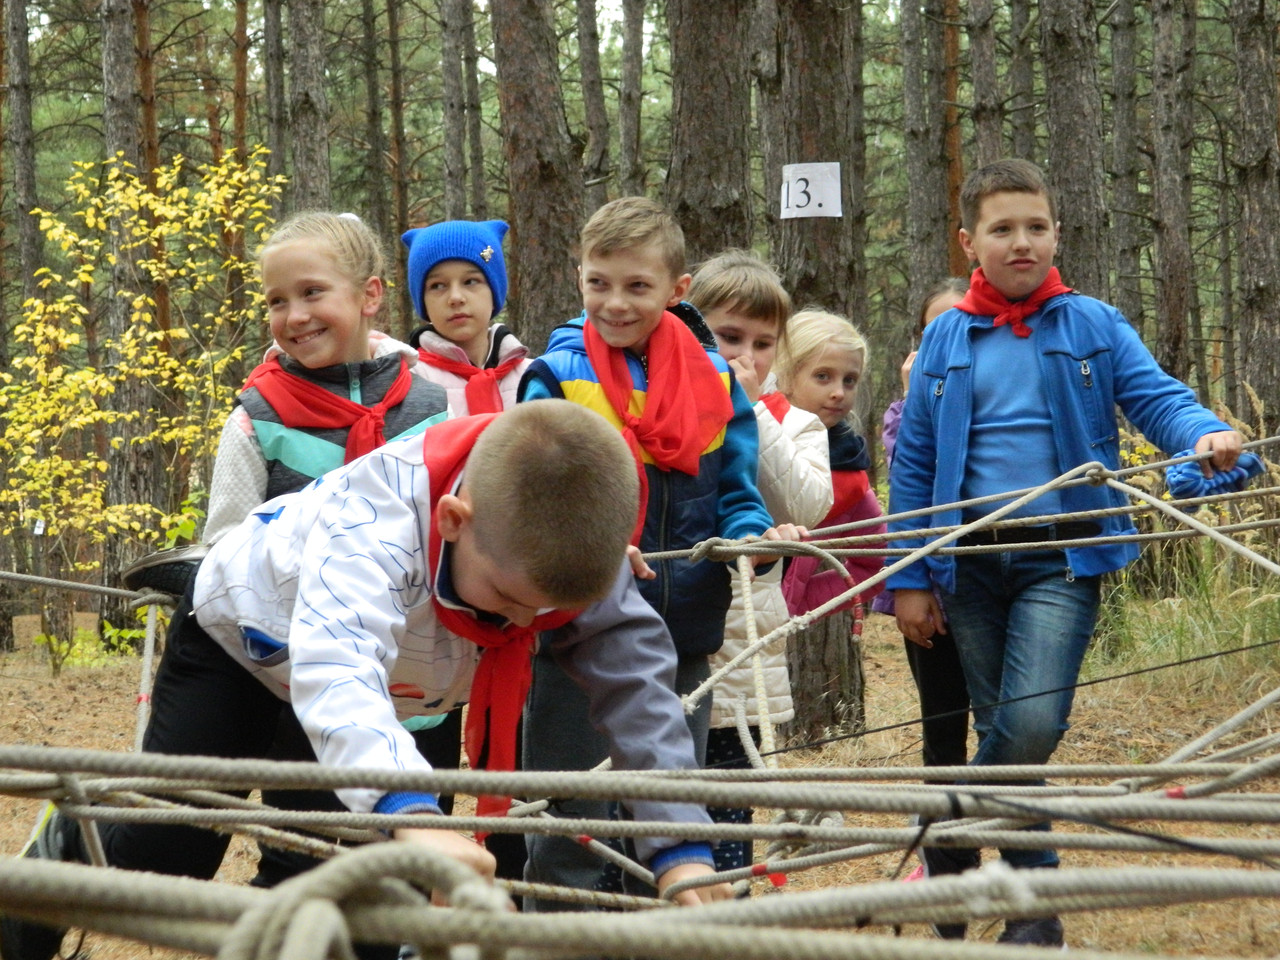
[3,402,733,960]
[690,251,833,875]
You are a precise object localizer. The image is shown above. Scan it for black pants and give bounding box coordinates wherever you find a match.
[902,631,971,775]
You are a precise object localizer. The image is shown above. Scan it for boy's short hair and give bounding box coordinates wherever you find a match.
[687,249,792,336]
[580,196,685,278]
[466,400,638,606]
[258,211,387,291]
[959,158,1058,232]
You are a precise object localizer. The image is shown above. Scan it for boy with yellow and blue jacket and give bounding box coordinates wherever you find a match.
[516,196,776,909]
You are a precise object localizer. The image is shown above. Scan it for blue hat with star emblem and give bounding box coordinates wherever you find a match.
[401,219,509,320]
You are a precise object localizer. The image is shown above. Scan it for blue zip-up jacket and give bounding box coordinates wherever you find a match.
[519,307,772,659]
[887,292,1232,593]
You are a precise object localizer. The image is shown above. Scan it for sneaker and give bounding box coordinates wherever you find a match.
[998,916,1065,948]
[902,864,925,882]
[0,806,81,960]
[920,844,980,940]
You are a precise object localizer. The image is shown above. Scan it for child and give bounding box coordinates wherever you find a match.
[517,198,784,908]
[871,279,973,784]
[888,158,1241,947]
[194,211,454,894]
[401,219,532,415]
[2,402,734,960]
[776,309,887,619]
[203,211,449,545]
[688,251,833,875]
[400,217,531,882]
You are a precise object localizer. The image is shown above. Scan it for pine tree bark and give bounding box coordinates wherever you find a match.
[1040,0,1109,300]
[461,1,488,219]
[902,0,952,317]
[1109,0,1145,333]
[490,0,583,352]
[1150,0,1194,383]
[287,0,331,211]
[781,609,865,745]
[1008,0,1035,159]
[618,0,646,196]
[666,0,753,262]
[442,0,468,220]
[1231,0,1280,432]
[968,0,1002,168]
[263,0,287,220]
[359,0,390,237]
[100,0,151,637]
[578,0,611,215]
[387,0,412,337]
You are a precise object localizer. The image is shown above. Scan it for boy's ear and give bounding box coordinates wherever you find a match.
[958,228,976,265]
[667,272,693,306]
[576,264,585,295]
[435,492,473,542]
[361,276,384,317]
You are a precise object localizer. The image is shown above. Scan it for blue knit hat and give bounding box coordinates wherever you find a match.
[401,219,509,321]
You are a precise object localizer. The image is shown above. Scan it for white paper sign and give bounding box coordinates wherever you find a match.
[780,163,842,219]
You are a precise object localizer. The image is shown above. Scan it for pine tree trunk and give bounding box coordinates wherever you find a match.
[618,0,646,196]
[360,0,390,237]
[1109,0,1145,334]
[1008,0,1035,160]
[263,0,287,220]
[100,0,151,636]
[968,0,1002,168]
[287,0,330,211]
[490,0,584,353]
[387,0,412,337]
[442,0,469,220]
[577,0,610,215]
[1040,0,1110,300]
[756,0,863,316]
[461,3,488,219]
[902,0,952,315]
[1231,0,1280,432]
[665,0,753,262]
[781,608,865,746]
[1150,0,1194,383]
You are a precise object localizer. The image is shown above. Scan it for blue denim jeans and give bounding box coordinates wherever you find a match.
[942,548,1101,869]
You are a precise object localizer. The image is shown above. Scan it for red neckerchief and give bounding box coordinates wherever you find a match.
[956,267,1073,337]
[243,356,413,462]
[760,391,791,424]
[422,415,579,823]
[583,311,734,542]
[417,349,524,415]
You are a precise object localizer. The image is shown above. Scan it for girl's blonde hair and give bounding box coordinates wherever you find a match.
[775,307,870,430]
[687,249,792,339]
[257,211,388,317]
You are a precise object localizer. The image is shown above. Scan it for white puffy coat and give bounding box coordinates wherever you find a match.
[709,381,833,728]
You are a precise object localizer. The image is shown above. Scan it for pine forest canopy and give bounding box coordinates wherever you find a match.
[1,0,1278,642]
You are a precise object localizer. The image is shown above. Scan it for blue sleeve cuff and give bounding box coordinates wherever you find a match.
[374,791,443,818]
[648,841,715,879]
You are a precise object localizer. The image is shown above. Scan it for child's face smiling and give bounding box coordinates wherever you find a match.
[423,259,495,366]
[580,244,691,355]
[959,190,1060,302]
[704,308,779,389]
[788,342,864,429]
[263,240,379,368]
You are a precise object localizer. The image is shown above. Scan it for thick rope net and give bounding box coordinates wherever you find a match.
[2,440,1279,959]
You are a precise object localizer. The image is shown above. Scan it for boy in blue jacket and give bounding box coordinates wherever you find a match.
[888,158,1241,948]
[518,196,786,908]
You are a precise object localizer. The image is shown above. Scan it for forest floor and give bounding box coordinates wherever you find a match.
[2,610,1278,958]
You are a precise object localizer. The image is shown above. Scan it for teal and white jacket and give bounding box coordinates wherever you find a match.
[203,334,449,544]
